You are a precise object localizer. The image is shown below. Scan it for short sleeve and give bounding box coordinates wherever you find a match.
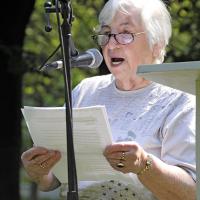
[72,78,88,108]
[160,95,196,181]
[72,82,82,107]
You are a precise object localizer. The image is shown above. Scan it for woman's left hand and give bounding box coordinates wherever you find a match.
[103,142,148,174]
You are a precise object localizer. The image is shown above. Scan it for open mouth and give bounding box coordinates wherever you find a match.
[111,57,125,65]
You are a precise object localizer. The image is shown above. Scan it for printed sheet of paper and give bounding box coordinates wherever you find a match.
[22,106,132,183]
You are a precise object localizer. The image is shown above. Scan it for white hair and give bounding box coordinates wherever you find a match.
[98,0,172,64]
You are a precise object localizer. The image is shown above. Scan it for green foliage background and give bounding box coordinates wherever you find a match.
[22,0,103,108]
[167,0,200,62]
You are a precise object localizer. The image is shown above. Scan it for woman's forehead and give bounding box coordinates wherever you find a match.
[102,11,141,31]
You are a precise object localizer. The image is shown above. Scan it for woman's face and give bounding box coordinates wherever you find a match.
[102,10,154,82]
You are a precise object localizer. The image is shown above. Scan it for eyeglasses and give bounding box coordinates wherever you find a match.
[91,32,145,46]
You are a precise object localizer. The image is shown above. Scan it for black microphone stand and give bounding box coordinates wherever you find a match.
[44,1,79,199]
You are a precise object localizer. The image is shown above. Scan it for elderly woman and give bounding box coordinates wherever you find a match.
[21,0,196,199]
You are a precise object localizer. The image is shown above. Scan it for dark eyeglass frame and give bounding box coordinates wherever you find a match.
[91,32,145,46]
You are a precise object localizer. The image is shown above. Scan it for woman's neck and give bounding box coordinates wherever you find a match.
[115,76,150,91]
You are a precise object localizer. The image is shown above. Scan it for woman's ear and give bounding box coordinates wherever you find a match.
[152,43,161,58]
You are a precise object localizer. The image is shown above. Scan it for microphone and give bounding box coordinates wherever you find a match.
[40,48,103,71]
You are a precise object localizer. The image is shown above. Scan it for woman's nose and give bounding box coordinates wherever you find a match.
[107,35,120,49]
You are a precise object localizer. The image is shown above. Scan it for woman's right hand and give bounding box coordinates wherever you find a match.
[21,146,61,191]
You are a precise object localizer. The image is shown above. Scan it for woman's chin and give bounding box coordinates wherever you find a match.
[109,68,123,78]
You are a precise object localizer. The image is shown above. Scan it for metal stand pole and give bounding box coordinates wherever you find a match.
[43,1,79,199]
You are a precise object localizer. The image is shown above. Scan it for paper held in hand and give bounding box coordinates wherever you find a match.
[21,105,132,183]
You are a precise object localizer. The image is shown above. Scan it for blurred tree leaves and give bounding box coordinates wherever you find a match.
[22,0,104,107]
[166,0,200,62]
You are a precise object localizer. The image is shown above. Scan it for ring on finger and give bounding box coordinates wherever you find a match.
[120,152,126,161]
[40,162,47,169]
[116,162,125,168]
[121,152,126,160]
[116,152,126,168]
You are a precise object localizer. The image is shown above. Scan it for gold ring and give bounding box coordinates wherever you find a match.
[116,152,126,168]
[40,162,46,169]
[116,162,125,168]
[120,152,125,161]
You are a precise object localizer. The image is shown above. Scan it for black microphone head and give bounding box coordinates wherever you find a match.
[86,48,103,69]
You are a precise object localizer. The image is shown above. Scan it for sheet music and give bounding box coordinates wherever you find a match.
[22,106,132,183]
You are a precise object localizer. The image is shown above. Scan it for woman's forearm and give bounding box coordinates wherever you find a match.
[138,155,196,200]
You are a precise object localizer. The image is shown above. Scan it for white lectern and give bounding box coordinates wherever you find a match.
[138,61,200,200]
